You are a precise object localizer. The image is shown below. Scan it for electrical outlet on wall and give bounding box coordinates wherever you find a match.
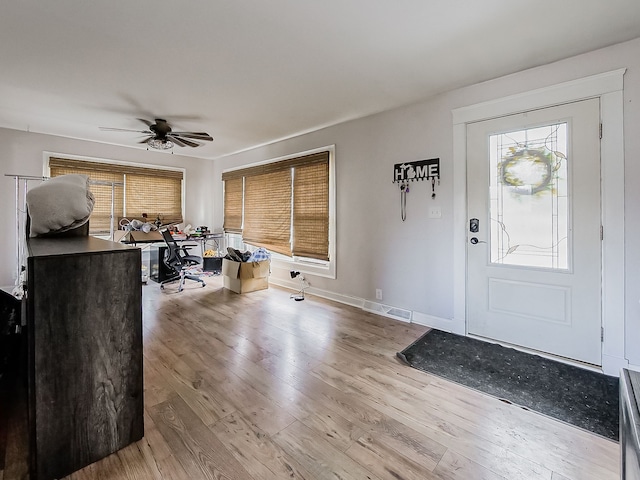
[375,289,383,300]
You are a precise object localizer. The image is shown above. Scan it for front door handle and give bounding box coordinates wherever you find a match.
[470,237,479,245]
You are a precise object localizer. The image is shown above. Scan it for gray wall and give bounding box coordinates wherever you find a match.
[0,129,214,287]
[213,37,640,365]
[2,37,639,366]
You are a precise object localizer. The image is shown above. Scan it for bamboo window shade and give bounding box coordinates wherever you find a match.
[221,151,329,260]
[243,170,292,256]
[223,177,243,233]
[48,157,183,233]
[292,161,329,260]
[125,174,183,225]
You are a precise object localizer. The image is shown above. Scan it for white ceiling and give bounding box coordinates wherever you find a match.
[1,1,640,160]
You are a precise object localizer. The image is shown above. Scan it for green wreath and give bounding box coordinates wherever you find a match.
[499,148,554,195]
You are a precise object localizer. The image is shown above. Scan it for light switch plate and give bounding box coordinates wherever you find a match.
[428,206,442,219]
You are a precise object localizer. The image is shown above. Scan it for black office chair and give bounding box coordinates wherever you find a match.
[159,228,206,291]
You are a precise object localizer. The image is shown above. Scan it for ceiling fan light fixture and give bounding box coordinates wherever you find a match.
[147,138,174,150]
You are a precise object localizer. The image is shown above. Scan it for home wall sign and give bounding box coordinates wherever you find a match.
[393,158,441,221]
[393,158,440,183]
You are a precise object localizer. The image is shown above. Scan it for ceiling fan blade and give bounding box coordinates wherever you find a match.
[172,132,213,141]
[137,118,153,127]
[137,136,153,144]
[100,127,151,134]
[169,136,188,148]
[169,135,199,147]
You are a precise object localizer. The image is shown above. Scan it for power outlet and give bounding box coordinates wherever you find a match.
[428,206,442,219]
[375,289,383,300]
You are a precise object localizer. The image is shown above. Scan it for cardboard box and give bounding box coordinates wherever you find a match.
[122,230,164,243]
[222,258,270,293]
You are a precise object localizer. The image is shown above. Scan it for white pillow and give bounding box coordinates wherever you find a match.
[26,174,95,236]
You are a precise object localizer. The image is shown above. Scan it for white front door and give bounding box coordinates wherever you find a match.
[466,98,602,365]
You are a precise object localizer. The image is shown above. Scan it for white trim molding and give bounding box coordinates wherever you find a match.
[452,69,627,376]
[269,277,454,329]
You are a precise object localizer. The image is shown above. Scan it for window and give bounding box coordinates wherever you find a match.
[222,149,332,268]
[48,157,183,234]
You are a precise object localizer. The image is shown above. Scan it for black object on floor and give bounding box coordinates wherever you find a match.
[398,329,619,441]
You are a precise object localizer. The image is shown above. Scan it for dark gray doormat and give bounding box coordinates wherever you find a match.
[397,329,619,441]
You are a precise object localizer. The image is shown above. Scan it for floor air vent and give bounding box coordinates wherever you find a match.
[362,301,412,323]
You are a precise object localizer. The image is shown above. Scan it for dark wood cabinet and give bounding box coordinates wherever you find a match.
[26,236,143,480]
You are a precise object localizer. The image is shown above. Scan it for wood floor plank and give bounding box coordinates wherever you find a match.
[432,450,508,480]
[312,355,613,480]
[116,443,160,480]
[145,342,237,426]
[138,411,190,479]
[148,394,254,480]
[345,433,439,480]
[211,412,315,479]
[187,357,299,436]
[260,357,449,471]
[85,450,129,480]
[298,405,366,453]
[143,360,174,408]
[323,363,562,480]
[273,421,381,480]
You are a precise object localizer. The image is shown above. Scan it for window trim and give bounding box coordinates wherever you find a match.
[222,145,336,279]
[43,152,186,232]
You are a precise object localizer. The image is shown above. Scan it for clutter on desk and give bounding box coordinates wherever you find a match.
[189,226,210,237]
[119,217,159,234]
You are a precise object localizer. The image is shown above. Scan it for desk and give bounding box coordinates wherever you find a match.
[148,245,177,283]
[181,233,225,256]
[121,232,226,280]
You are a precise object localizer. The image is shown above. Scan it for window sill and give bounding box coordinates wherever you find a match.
[271,255,336,279]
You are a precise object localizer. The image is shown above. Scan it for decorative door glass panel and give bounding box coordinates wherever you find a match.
[489,123,569,269]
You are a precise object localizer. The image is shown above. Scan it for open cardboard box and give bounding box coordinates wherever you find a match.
[222,258,270,293]
[121,230,164,243]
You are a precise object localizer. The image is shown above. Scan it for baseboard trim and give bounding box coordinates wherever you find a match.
[269,278,454,328]
[602,354,629,376]
[268,278,364,309]
[412,311,465,335]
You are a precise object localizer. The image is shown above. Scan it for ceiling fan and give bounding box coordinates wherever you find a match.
[100,118,213,150]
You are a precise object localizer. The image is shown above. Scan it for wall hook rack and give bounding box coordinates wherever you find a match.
[392,158,440,184]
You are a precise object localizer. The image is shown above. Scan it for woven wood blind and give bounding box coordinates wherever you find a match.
[292,161,329,260]
[221,150,330,260]
[126,174,182,225]
[49,158,183,179]
[243,170,292,256]
[223,177,243,233]
[221,151,328,180]
[49,157,183,233]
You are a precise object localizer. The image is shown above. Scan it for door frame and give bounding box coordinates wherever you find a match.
[450,69,626,376]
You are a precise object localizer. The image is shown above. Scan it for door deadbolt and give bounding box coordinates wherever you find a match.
[470,218,479,233]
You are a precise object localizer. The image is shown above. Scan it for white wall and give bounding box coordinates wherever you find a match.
[213,37,640,366]
[0,129,214,287]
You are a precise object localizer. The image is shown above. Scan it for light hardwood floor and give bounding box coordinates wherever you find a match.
[3,276,620,479]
